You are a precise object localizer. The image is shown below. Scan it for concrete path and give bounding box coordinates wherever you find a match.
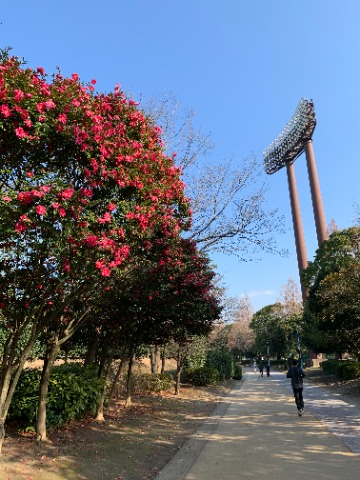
[155,370,360,480]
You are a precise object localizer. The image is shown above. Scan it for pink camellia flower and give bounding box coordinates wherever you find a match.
[3,196,11,202]
[15,127,27,138]
[15,222,27,233]
[100,267,111,277]
[0,104,11,117]
[61,188,74,199]
[59,207,66,217]
[26,171,34,178]
[17,191,33,204]
[36,205,46,215]
[86,235,98,247]
[81,187,93,197]
[37,67,45,76]
[107,203,116,211]
[57,113,67,124]
[14,89,24,102]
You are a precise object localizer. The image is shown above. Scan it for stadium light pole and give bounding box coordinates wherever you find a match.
[263,98,328,300]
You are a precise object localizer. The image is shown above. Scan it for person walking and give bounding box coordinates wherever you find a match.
[253,359,257,374]
[259,360,264,377]
[287,358,305,416]
[266,358,270,377]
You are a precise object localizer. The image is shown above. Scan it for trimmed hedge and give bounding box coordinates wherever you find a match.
[233,364,242,380]
[183,367,220,386]
[206,350,234,380]
[321,360,360,380]
[8,363,103,430]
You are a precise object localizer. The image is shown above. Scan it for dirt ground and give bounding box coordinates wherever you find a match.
[0,365,359,480]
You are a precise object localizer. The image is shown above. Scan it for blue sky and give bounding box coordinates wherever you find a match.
[2,1,360,311]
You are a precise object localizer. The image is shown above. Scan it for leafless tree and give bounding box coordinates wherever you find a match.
[143,93,286,259]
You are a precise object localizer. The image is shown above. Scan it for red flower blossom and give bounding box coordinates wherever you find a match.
[100,267,111,277]
[0,104,11,117]
[17,191,33,204]
[58,113,67,124]
[14,89,24,102]
[15,127,27,138]
[61,188,74,199]
[36,205,46,215]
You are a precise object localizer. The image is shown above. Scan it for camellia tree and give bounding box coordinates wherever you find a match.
[92,237,221,407]
[0,52,190,450]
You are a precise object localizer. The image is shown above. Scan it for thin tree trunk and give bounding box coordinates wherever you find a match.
[160,345,166,375]
[84,332,100,366]
[125,349,135,408]
[108,356,126,402]
[36,338,60,442]
[0,330,39,454]
[175,349,182,395]
[95,356,114,421]
[149,345,159,374]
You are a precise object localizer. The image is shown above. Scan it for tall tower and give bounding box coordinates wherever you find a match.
[263,98,328,301]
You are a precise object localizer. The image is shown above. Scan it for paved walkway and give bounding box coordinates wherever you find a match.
[155,370,360,479]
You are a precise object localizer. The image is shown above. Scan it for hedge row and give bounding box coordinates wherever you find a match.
[320,360,360,380]
[9,364,103,430]
[8,365,175,431]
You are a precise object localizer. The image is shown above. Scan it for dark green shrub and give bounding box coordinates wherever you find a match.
[233,364,242,380]
[335,361,360,380]
[184,367,220,386]
[320,360,342,375]
[320,360,360,380]
[9,363,103,429]
[206,350,234,380]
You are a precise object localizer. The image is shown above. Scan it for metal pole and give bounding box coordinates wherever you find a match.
[304,140,328,246]
[286,161,308,301]
[266,342,270,377]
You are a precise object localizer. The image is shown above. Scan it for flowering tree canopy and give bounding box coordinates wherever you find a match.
[0,53,191,450]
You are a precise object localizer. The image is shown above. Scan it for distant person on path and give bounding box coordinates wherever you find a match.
[287,358,305,416]
[253,360,257,373]
[266,358,270,376]
[259,361,264,377]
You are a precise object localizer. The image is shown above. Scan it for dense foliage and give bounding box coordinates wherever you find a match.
[8,364,103,429]
[302,227,360,359]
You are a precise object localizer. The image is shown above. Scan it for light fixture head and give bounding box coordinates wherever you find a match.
[263,98,316,174]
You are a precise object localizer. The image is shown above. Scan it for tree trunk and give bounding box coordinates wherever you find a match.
[95,357,114,421]
[0,330,39,454]
[108,356,126,402]
[84,332,100,366]
[149,345,159,374]
[0,419,5,454]
[175,349,182,395]
[125,350,135,408]
[36,338,60,442]
[160,345,166,375]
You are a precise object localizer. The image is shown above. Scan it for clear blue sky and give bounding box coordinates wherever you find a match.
[2,1,360,311]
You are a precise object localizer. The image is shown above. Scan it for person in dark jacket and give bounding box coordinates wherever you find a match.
[287,358,305,416]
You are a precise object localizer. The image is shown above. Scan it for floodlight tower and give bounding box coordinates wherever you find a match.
[263,98,328,301]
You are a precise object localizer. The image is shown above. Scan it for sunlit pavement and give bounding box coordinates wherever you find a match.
[155,369,360,480]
